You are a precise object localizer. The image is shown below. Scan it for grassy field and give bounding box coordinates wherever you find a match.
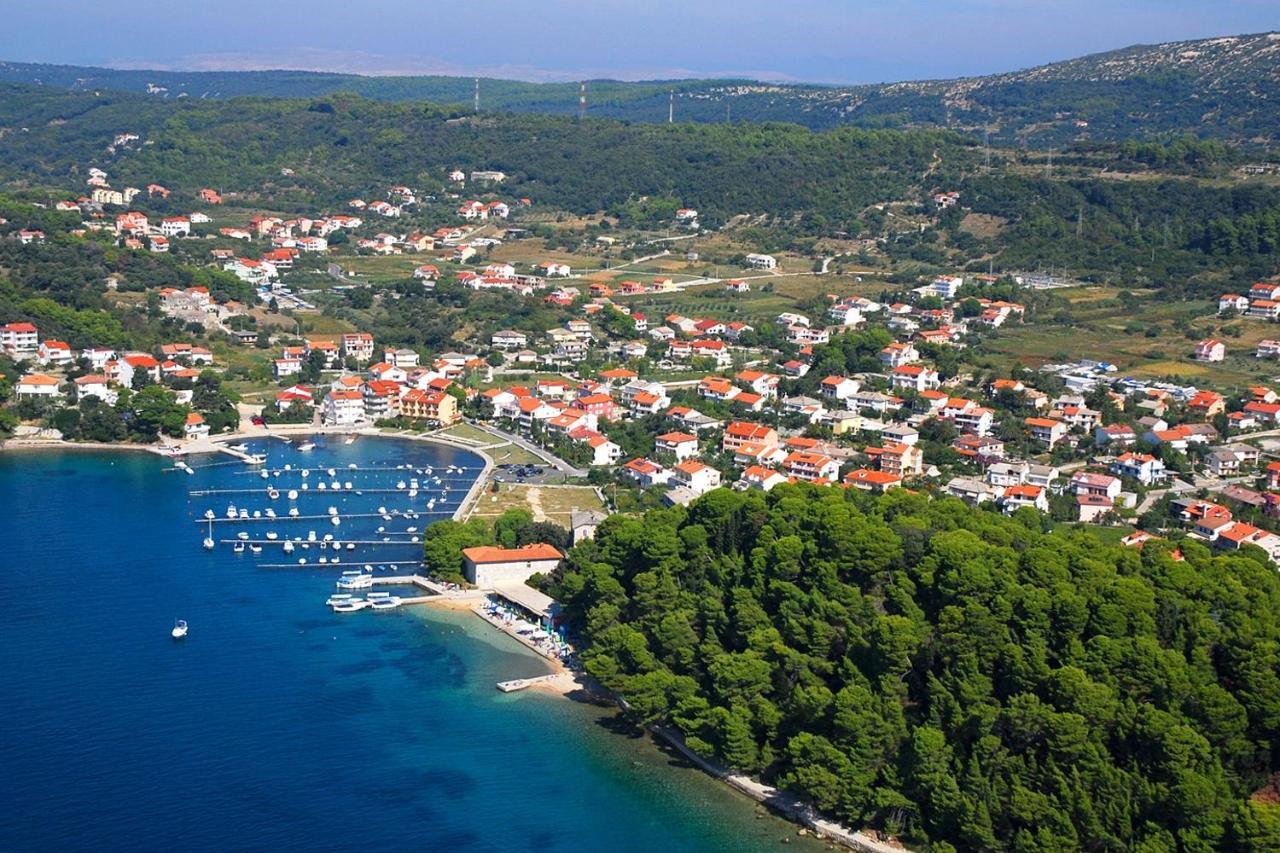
[981,288,1280,391]
[469,483,605,522]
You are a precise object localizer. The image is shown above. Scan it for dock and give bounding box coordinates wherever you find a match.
[194,511,453,524]
[496,673,568,693]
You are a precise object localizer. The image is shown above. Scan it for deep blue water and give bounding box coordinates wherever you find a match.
[0,436,821,852]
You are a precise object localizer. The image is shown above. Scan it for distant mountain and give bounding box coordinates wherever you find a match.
[1,32,1277,145]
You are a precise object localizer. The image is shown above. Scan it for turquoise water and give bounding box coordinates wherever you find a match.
[0,438,822,852]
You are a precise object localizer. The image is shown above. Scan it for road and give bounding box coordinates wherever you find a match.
[465,420,588,478]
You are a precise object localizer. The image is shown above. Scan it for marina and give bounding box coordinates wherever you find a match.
[0,437,828,853]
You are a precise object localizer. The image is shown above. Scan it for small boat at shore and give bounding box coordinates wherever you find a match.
[171,619,188,639]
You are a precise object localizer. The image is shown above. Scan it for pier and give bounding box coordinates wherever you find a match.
[257,559,426,569]
[189,486,456,497]
[194,511,453,524]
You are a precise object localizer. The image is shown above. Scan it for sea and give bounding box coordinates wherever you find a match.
[0,436,826,852]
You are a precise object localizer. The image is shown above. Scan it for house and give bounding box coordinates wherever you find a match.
[745,253,777,270]
[623,458,671,488]
[783,451,840,483]
[14,373,62,399]
[820,375,860,402]
[1025,417,1068,448]
[947,477,1000,505]
[738,465,788,492]
[37,340,73,366]
[722,422,780,454]
[890,365,941,393]
[183,412,209,439]
[1187,390,1226,419]
[1076,494,1115,523]
[724,279,750,293]
[953,434,1004,459]
[1070,471,1122,500]
[1194,339,1226,362]
[1111,452,1166,485]
[655,431,700,461]
[1002,485,1049,514]
[362,380,402,419]
[698,376,740,402]
[492,330,528,351]
[670,460,721,496]
[1257,340,1280,359]
[275,385,314,412]
[199,188,223,204]
[1,321,39,356]
[1216,522,1280,563]
[1095,423,1137,447]
[879,342,920,369]
[462,544,563,587]
[340,333,375,363]
[866,442,923,477]
[323,389,366,426]
[735,370,781,399]
[73,375,113,402]
[844,469,902,493]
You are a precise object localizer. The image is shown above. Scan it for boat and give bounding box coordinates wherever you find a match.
[226,505,238,519]
[348,463,358,470]
[371,598,399,611]
[330,481,341,490]
[307,530,317,542]
[288,490,299,500]
[345,543,355,551]
[298,442,316,452]
[317,482,327,491]
[249,544,263,554]
[252,510,261,518]
[171,619,188,639]
[236,531,249,541]
[288,508,300,517]
[298,558,307,565]
[301,469,310,478]
[336,572,374,590]
[266,531,278,540]
[265,508,277,519]
[233,542,245,553]
[396,481,407,490]
[204,509,215,519]
[327,468,336,477]
[202,519,215,551]
[344,435,357,445]
[283,541,295,554]
[268,488,280,500]
[344,482,353,490]
[367,592,391,600]
[301,483,309,491]
[330,516,341,526]
[238,509,249,519]
[260,470,269,480]
[331,601,362,613]
[318,557,328,564]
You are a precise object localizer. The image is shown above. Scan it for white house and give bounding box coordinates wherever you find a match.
[323,389,366,426]
[463,543,562,587]
[745,253,777,270]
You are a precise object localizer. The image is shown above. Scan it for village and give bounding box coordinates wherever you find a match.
[7,163,1280,568]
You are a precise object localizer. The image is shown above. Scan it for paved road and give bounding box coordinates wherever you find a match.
[465,420,589,478]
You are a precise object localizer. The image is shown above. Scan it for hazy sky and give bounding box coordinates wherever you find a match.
[2,1,1275,83]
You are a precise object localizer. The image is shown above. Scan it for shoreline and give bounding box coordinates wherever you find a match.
[4,429,890,849]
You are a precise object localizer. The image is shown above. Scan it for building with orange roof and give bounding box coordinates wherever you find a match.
[462,544,564,587]
[843,469,901,493]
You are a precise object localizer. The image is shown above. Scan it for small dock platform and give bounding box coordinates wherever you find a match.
[496,674,564,693]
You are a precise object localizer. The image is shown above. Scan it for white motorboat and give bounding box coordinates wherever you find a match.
[344,482,353,490]
[266,531,278,541]
[348,463,358,470]
[301,483,309,491]
[265,508,277,518]
[336,572,373,590]
[330,481,341,490]
[318,557,328,564]
[344,435,357,445]
[345,543,355,551]
[204,509,215,519]
[202,518,215,551]
[268,488,280,500]
[331,600,362,612]
[327,468,336,477]
[260,470,269,480]
[301,469,310,478]
[171,619,188,639]
[226,505,238,519]
[250,544,263,554]
[236,531,249,541]
[330,516,341,526]
[307,530,317,542]
[233,541,245,553]
[288,490,299,500]
[288,508,300,517]
[317,482,327,491]
[252,510,261,518]
[396,480,407,490]
[371,598,399,611]
[327,506,338,516]
[238,509,249,519]
[283,541,295,553]
[298,442,316,452]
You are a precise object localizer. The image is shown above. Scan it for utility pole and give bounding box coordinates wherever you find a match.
[668,90,674,124]
[578,82,587,121]
[473,78,479,113]
[983,128,991,170]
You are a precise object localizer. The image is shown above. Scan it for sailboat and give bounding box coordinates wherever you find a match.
[171,619,188,639]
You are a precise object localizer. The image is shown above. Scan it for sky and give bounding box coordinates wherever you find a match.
[1,1,1275,84]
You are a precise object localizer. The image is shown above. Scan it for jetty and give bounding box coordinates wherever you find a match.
[496,673,568,693]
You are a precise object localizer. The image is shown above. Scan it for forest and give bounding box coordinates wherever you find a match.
[547,483,1280,851]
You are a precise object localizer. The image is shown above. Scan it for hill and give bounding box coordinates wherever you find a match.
[1,32,1277,144]
[548,483,1280,850]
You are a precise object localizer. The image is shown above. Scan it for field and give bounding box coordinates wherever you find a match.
[981,288,1280,391]
[468,483,605,522]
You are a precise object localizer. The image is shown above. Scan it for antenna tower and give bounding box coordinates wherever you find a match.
[579,82,587,120]
[668,90,674,123]
[473,78,479,113]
